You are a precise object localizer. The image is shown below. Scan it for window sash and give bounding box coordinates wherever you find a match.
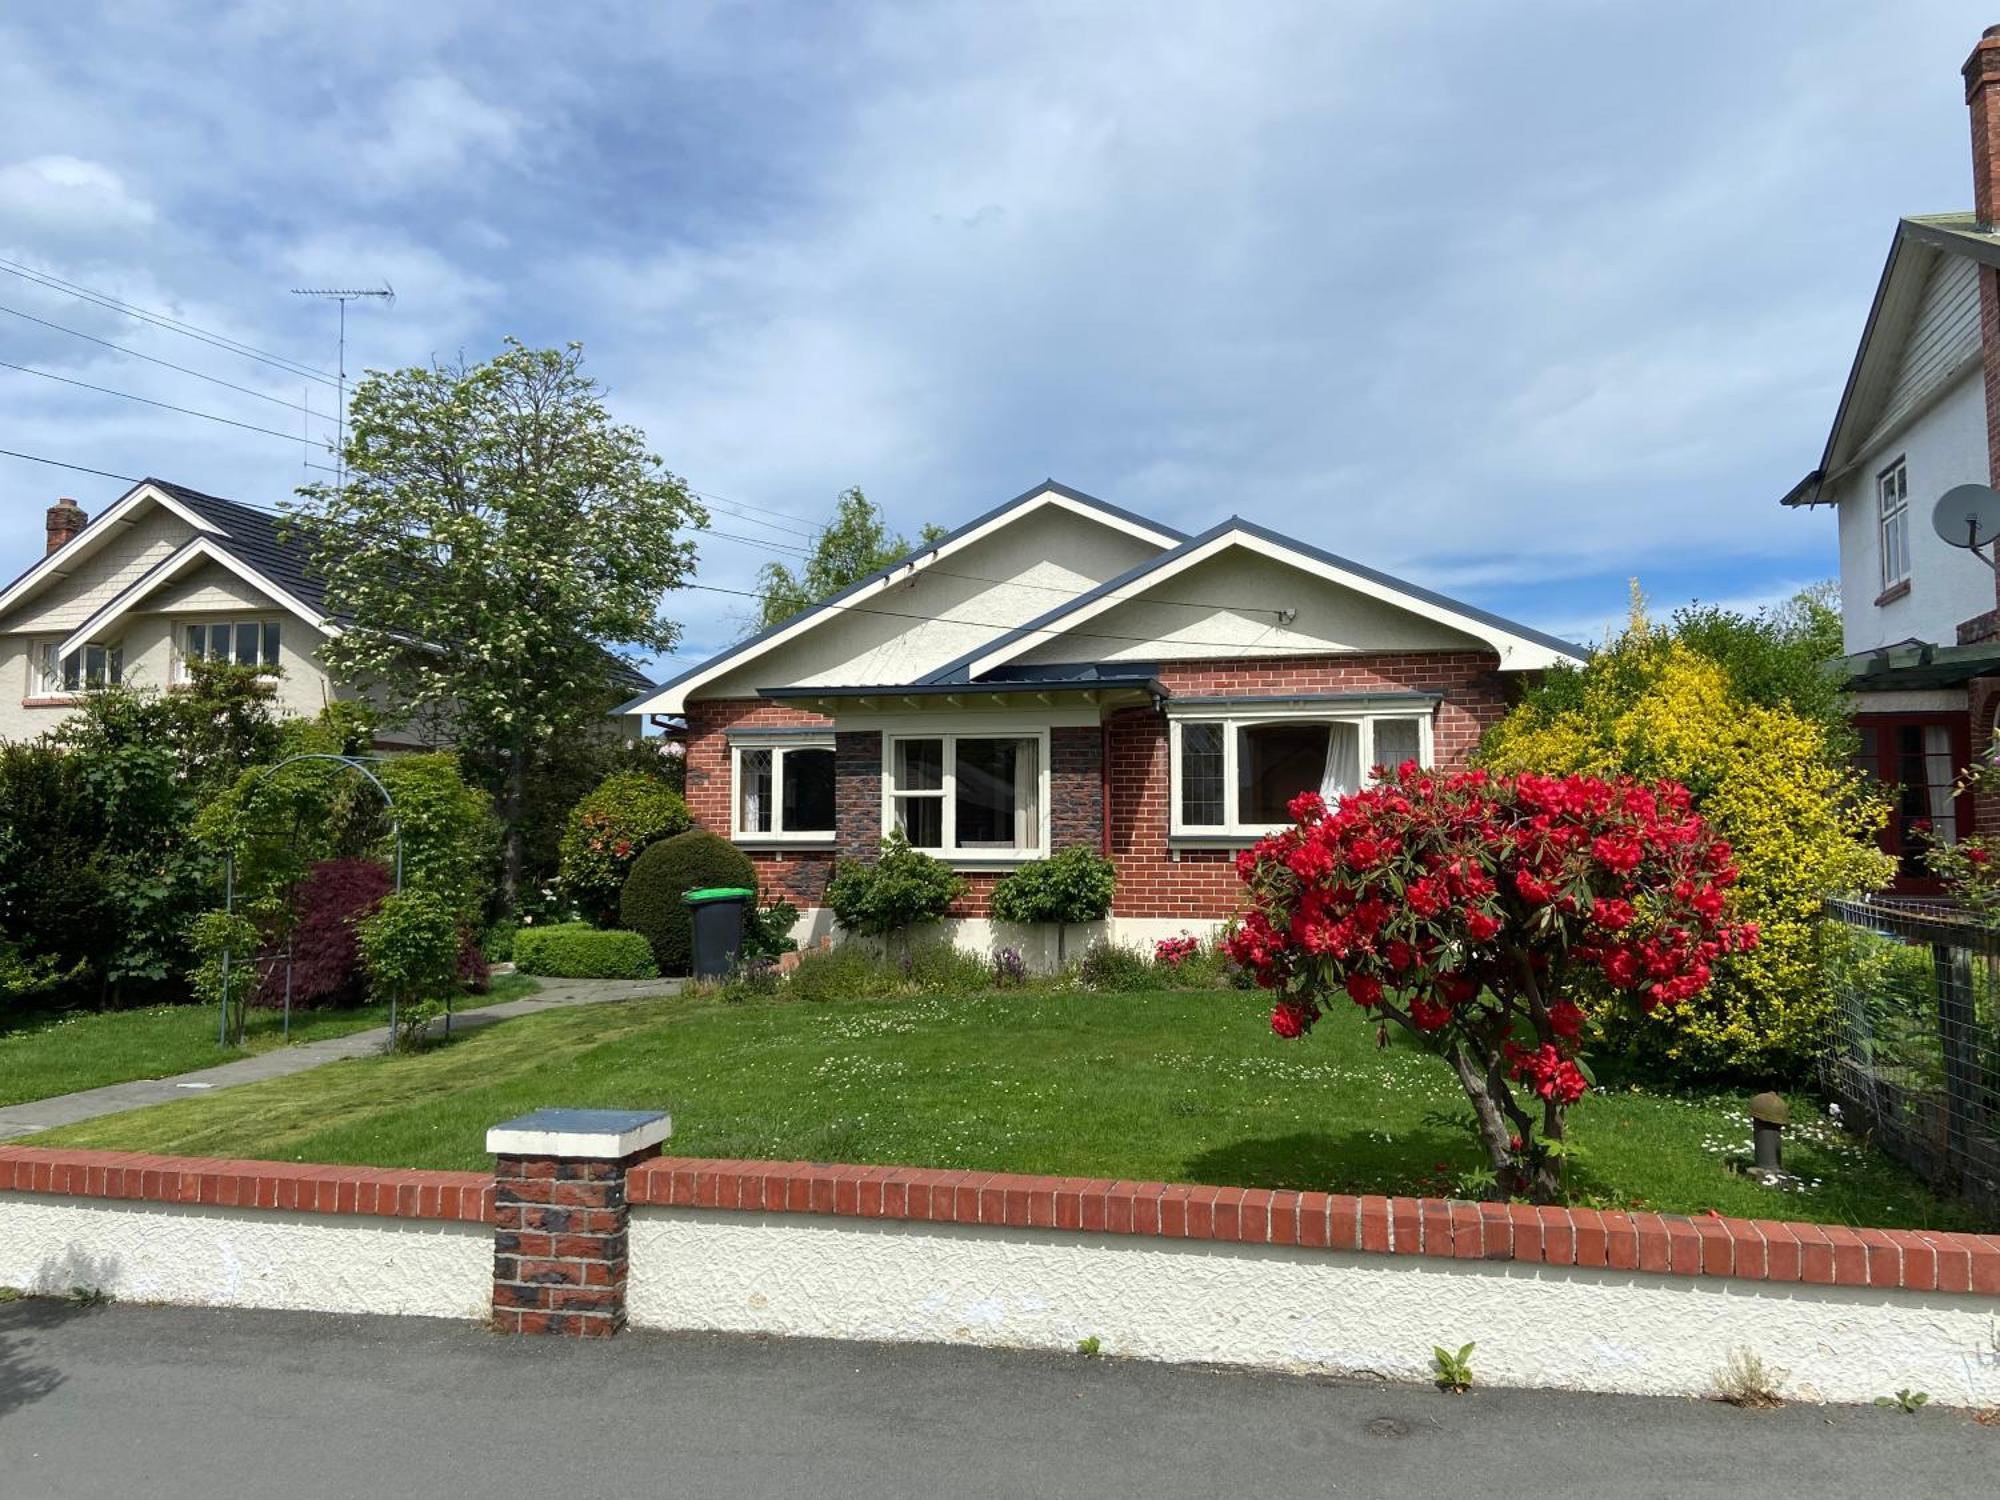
[1880,461,1910,588]
[731,739,837,840]
[1171,712,1431,836]
[882,731,1049,857]
[180,620,281,678]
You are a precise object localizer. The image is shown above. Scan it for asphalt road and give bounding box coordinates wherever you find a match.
[0,1300,1992,1498]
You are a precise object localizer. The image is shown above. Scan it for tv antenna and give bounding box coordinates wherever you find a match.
[1932,483,2000,573]
[290,284,394,483]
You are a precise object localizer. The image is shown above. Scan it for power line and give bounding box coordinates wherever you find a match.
[0,255,339,388]
[0,447,143,484]
[0,301,322,417]
[0,359,313,445]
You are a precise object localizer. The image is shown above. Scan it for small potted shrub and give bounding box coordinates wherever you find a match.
[990,845,1117,967]
[825,832,966,961]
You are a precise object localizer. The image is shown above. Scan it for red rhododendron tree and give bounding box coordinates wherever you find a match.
[1226,766,1755,1203]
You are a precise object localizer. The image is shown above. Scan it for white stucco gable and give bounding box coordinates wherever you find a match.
[621,482,1185,715]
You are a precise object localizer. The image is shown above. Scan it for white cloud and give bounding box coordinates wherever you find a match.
[0,155,154,232]
[343,73,527,195]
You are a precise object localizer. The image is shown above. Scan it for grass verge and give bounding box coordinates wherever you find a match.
[25,984,1986,1230]
[0,973,539,1109]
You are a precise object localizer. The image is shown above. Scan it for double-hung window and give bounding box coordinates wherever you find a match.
[733,737,837,842]
[1170,706,1430,838]
[180,620,280,679]
[1879,458,1910,592]
[35,640,121,694]
[883,731,1047,857]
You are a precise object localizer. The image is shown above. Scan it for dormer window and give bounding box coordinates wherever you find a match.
[179,620,281,679]
[1879,457,1910,591]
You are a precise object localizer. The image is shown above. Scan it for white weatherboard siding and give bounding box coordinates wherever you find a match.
[145,558,275,613]
[0,1195,490,1319]
[0,507,197,635]
[697,506,1165,699]
[1862,252,1982,459]
[627,1209,2000,1408]
[1835,367,1996,654]
[1009,546,1484,667]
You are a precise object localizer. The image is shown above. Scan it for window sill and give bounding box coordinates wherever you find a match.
[732,834,838,849]
[1170,830,1284,848]
[1876,579,1912,606]
[20,695,80,708]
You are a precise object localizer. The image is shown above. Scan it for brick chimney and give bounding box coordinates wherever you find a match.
[44,497,86,555]
[1969,28,2000,227]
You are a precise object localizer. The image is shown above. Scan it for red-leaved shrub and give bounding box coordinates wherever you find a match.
[252,858,393,1010]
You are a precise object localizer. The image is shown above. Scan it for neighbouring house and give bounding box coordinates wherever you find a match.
[620,480,1584,956]
[0,477,392,743]
[1782,27,2000,890]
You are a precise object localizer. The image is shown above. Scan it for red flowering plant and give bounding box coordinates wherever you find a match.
[1225,765,1755,1203]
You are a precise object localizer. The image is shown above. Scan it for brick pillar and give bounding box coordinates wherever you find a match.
[486,1107,672,1337]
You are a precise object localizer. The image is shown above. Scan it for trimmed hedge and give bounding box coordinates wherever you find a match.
[620,831,758,976]
[512,923,659,981]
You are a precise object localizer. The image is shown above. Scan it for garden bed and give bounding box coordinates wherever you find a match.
[25,985,1988,1231]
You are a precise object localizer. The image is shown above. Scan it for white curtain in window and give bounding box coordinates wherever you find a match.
[1923,725,1958,843]
[1320,722,1361,802]
[1013,738,1042,848]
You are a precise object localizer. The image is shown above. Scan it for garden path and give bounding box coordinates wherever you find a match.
[0,975,680,1142]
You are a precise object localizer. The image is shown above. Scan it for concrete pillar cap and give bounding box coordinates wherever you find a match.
[486,1107,672,1159]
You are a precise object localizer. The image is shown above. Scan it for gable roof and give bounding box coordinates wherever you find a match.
[1782,214,1995,508]
[617,480,1188,717]
[0,477,331,627]
[920,516,1587,683]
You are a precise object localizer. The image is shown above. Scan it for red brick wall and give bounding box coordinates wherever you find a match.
[683,699,839,909]
[684,651,1510,924]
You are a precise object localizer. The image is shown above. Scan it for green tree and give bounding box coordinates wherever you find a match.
[289,340,706,909]
[756,486,948,628]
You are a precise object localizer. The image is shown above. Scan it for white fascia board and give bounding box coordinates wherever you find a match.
[965,529,1581,679]
[55,536,335,659]
[0,482,224,621]
[621,489,1183,717]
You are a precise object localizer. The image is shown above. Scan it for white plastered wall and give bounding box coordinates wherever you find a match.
[1011,546,1485,666]
[628,1209,2000,1408]
[783,912,1223,969]
[0,1195,490,1320]
[699,506,1166,697]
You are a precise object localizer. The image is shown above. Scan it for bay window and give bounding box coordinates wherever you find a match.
[1170,707,1431,838]
[733,738,836,841]
[884,731,1047,857]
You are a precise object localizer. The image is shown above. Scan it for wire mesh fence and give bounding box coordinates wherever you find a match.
[1822,895,2000,1216]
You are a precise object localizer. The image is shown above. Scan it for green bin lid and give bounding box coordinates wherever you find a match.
[683,886,755,905]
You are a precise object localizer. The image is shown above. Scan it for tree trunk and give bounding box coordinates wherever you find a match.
[500,740,526,916]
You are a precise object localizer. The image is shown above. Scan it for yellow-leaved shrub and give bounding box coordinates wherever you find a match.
[1480,643,1890,1081]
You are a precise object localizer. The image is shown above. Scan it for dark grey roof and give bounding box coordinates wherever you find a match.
[917,515,1587,684]
[616,479,1189,713]
[144,477,334,617]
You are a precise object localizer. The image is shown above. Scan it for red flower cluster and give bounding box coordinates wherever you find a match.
[1154,935,1200,968]
[1227,767,1753,1120]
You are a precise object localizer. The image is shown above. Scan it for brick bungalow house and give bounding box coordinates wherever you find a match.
[621,481,1583,957]
[1781,26,2000,889]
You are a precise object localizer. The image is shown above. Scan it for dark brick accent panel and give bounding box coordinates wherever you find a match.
[1050,726,1104,852]
[492,1145,661,1337]
[836,730,884,861]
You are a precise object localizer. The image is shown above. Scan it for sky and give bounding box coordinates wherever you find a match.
[0,1,1990,674]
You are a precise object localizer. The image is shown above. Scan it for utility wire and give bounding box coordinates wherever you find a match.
[0,301,322,417]
[0,447,142,484]
[0,254,339,387]
[0,359,312,444]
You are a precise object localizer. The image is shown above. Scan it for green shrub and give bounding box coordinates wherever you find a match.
[620,831,758,975]
[990,846,1117,925]
[482,919,519,964]
[782,943,882,1004]
[1076,944,1156,992]
[744,899,801,959]
[902,941,994,993]
[557,772,693,926]
[513,923,660,980]
[825,833,966,945]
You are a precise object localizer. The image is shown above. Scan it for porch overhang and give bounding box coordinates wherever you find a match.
[759,664,1166,716]
[1835,640,2000,692]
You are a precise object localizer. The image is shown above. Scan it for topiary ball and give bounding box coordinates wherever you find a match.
[620,830,758,975]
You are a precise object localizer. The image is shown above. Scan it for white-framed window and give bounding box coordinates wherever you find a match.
[732,737,837,842]
[28,639,62,696]
[34,640,122,695]
[178,619,281,680]
[1879,457,1910,591]
[882,729,1049,858]
[1169,706,1431,839]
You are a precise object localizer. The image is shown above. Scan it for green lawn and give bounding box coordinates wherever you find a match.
[0,974,539,1109]
[25,986,1988,1230]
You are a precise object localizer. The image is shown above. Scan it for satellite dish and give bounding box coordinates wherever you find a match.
[1932,483,2000,550]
